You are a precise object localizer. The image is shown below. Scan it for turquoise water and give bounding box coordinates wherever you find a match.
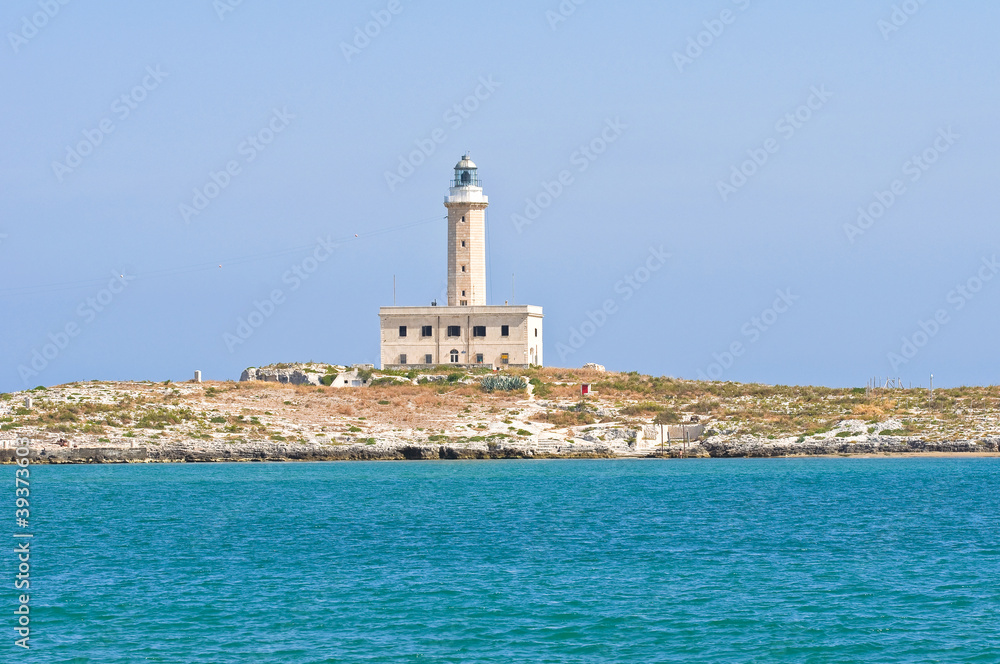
[11,458,1000,662]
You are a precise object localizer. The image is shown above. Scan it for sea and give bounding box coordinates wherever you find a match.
[10,458,1000,662]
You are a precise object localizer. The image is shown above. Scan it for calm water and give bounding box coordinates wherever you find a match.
[9,459,1000,662]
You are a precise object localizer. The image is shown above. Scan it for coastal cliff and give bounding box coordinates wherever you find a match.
[2,367,998,463]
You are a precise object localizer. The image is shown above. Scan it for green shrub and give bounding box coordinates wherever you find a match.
[320,373,338,386]
[529,377,552,398]
[621,401,663,415]
[447,372,464,383]
[481,375,527,392]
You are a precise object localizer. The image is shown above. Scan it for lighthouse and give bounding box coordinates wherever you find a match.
[445,155,487,306]
[379,155,543,369]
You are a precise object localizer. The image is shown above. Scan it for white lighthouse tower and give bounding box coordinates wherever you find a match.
[379,155,543,369]
[445,155,487,306]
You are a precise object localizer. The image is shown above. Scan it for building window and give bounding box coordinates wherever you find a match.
[473,326,486,337]
[424,354,433,364]
[501,325,509,337]
[421,325,432,337]
[398,325,407,337]
[462,290,465,296]
[461,216,465,222]
[450,349,459,363]
[462,265,466,272]
[461,240,466,247]
[535,329,538,337]
[501,353,509,365]
[447,325,461,337]
[400,354,407,365]
[476,353,484,364]
[460,300,468,306]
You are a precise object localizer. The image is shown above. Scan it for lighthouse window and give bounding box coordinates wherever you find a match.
[398,326,407,337]
[447,325,461,337]
[473,326,486,337]
[462,290,466,296]
[461,240,465,247]
[421,325,432,337]
[501,325,509,337]
[461,216,465,222]
[462,265,466,272]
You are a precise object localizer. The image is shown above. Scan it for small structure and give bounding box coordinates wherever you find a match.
[24,397,32,410]
[583,363,606,372]
[194,370,202,383]
[581,384,591,396]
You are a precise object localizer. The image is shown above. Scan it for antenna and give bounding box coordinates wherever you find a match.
[512,272,516,304]
[393,275,396,306]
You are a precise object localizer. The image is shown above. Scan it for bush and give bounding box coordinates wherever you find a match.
[621,402,663,416]
[481,375,528,392]
[320,373,338,386]
[447,372,464,383]
[653,409,681,425]
[529,377,552,398]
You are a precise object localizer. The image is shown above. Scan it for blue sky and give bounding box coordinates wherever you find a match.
[2,0,997,391]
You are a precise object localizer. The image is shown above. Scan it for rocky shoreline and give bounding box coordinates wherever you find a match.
[4,436,997,464]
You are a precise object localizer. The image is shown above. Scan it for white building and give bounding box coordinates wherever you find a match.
[379,155,543,369]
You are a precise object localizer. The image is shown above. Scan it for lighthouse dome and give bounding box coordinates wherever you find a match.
[453,153,480,187]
